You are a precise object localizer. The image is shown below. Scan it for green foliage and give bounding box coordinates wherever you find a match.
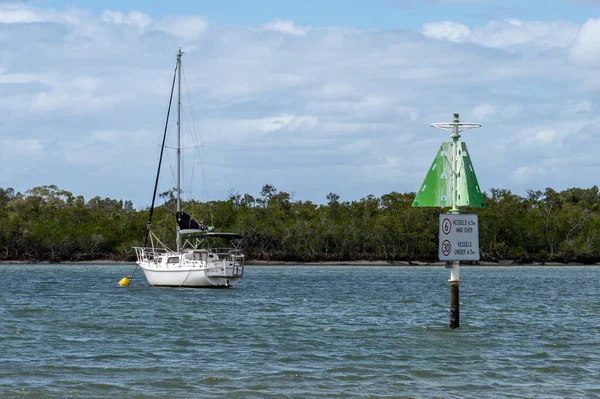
[1,184,600,263]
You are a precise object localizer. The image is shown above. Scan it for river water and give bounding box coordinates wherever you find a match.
[1,264,598,398]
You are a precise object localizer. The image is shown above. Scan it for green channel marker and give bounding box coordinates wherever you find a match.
[412,141,484,208]
[413,114,484,210]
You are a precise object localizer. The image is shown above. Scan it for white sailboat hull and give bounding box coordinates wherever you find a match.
[139,265,240,287]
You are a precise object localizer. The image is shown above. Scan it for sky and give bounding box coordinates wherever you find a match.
[2,0,600,208]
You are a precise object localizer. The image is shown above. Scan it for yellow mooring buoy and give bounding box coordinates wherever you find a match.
[118,277,130,287]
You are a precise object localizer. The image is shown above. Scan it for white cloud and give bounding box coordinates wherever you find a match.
[570,18,600,67]
[530,130,558,146]
[422,19,579,50]
[421,21,471,42]
[342,139,372,155]
[0,139,44,156]
[89,130,130,143]
[60,130,154,171]
[398,106,419,122]
[0,72,56,85]
[29,87,126,114]
[0,3,56,23]
[510,128,566,151]
[0,3,86,25]
[475,19,578,49]
[101,10,152,28]
[0,138,45,185]
[562,100,593,116]
[97,9,208,40]
[256,114,318,133]
[263,19,307,36]
[198,114,319,147]
[577,77,600,93]
[471,103,497,120]
[511,165,544,184]
[564,123,600,147]
[319,82,356,99]
[154,15,208,40]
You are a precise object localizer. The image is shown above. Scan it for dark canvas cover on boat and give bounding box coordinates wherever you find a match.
[176,211,204,230]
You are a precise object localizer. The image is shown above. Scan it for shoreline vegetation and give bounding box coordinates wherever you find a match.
[2,184,600,265]
[0,259,597,266]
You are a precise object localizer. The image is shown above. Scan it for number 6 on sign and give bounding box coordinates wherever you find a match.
[442,218,452,235]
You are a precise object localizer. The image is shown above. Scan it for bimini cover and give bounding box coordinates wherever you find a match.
[176,211,205,231]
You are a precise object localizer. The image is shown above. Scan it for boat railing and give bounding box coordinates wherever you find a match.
[207,248,245,277]
[203,248,244,261]
[134,246,244,266]
[134,247,169,263]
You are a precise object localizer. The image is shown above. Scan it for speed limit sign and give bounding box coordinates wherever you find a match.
[438,214,479,261]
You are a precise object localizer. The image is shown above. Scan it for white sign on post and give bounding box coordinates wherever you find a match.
[439,214,480,261]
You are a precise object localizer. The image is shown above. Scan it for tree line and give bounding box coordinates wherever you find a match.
[1,184,599,264]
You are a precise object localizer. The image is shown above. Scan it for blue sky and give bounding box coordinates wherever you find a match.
[37,0,600,28]
[2,0,600,207]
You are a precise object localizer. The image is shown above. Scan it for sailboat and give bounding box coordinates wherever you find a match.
[132,50,245,288]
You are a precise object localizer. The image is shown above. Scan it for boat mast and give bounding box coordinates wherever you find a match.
[143,50,179,248]
[176,48,183,252]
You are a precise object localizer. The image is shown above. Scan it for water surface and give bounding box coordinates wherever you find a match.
[1,264,598,398]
